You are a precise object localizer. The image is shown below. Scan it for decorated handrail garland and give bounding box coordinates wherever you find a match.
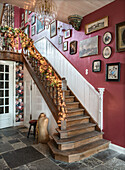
[0,26,67,125]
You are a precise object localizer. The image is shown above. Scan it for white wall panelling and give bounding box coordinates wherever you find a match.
[35,37,103,127]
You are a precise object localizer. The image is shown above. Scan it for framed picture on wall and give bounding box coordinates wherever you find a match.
[29,11,32,15]
[50,20,57,38]
[58,35,63,45]
[70,41,77,55]
[21,13,24,21]
[92,60,101,72]
[102,46,112,59]
[37,19,45,34]
[31,25,35,36]
[31,15,36,25]
[64,29,71,39]
[116,21,125,52]
[21,21,24,28]
[24,25,30,37]
[106,62,120,81]
[63,41,68,51]
[79,36,98,57]
[103,32,112,45]
[85,16,108,35]
[25,10,28,23]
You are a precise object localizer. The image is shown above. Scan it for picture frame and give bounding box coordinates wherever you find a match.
[24,25,30,37]
[103,32,112,45]
[31,25,35,36]
[58,35,63,45]
[63,41,68,51]
[106,62,120,81]
[70,41,77,55]
[25,10,28,24]
[31,15,36,25]
[115,21,125,52]
[92,60,101,72]
[85,16,108,35]
[37,19,45,34]
[79,36,98,57]
[50,20,57,38]
[102,46,112,59]
[21,21,24,28]
[28,11,32,15]
[21,13,24,21]
[64,29,71,39]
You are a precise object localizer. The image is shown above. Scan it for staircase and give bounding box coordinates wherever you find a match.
[0,26,110,163]
[48,88,110,162]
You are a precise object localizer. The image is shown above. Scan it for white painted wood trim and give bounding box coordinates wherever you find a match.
[13,62,16,126]
[109,143,125,154]
[98,88,105,130]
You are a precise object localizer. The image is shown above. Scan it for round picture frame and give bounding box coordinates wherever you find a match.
[103,32,112,45]
[102,46,112,59]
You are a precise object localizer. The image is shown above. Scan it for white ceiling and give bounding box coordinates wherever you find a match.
[0,0,115,23]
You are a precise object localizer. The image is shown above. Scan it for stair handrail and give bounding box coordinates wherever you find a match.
[0,26,67,128]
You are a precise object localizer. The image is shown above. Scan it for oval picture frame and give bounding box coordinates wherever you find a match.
[103,32,112,45]
[102,46,112,59]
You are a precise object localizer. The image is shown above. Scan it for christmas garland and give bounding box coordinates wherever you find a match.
[0,26,67,123]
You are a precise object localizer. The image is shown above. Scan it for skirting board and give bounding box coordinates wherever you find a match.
[109,143,125,154]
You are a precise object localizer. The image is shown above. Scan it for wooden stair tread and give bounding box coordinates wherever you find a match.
[66,102,79,105]
[53,131,103,144]
[48,139,110,156]
[66,115,90,121]
[66,108,84,113]
[57,123,96,133]
[65,96,75,98]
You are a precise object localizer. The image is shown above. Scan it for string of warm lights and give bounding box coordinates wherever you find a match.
[0,26,67,125]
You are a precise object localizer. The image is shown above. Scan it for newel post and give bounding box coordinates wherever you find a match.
[98,88,105,131]
[61,77,67,130]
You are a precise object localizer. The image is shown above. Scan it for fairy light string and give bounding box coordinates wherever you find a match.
[0,26,67,126]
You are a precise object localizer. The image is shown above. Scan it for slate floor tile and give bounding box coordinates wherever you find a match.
[20,132,28,137]
[2,146,45,169]
[0,142,14,153]
[2,130,19,137]
[59,161,87,170]
[93,149,119,163]
[20,137,35,146]
[104,157,125,170]
[0,159,9,170]
[32,143,51,157]
[93,164,112,170]
[11,142,27,150]
[116,154,125,162]
[13,165,29,170]
[82,157,102,168]
[27,158,62,170]
[8,139,20,144]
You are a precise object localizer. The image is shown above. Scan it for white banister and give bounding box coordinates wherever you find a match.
[98,88,105,131]
[34,37,102,126]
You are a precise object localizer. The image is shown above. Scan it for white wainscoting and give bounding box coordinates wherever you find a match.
[24,65,57,135]
[35,37,101,127]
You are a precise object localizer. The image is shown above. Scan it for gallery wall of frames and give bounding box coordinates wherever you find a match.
[15,0,125,148]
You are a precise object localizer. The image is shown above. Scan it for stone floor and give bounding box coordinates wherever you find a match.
[0,126,125,170]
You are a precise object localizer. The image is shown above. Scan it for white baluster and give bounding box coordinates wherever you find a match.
[98,88,105,131]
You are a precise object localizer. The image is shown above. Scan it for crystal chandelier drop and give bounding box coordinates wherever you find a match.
[35,0,57,27]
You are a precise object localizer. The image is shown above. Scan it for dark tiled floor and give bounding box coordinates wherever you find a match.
[0,126,125,170]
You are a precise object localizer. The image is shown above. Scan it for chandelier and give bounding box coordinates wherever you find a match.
[35,0,57,27]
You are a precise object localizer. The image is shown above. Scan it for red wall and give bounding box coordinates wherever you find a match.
[18,0,125,148]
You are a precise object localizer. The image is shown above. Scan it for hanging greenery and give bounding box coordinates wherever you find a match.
[0,26,67,123]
